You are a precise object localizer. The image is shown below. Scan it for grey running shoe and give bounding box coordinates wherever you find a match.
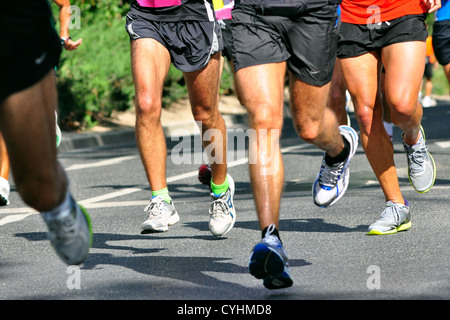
[313,125,359,207]
[141,196,180,232]
[42,198,92,265]
[249,224,293,289]
[0,177,10,206]
[209,174,236,236]
[402,126,436,193]
[367,200,411,235]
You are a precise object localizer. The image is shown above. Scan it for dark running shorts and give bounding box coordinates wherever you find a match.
[0,18,61,102]
[220,18,233,62]
[424,61,433,79]
[337,14,428,58]
[432,20,450,66]
[231,3,340,87]
[125,11,223,73]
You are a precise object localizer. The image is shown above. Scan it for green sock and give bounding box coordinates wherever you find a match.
[211,175,229,196]
[152,187,171,204]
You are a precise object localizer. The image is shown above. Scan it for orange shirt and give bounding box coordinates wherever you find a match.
[341,0,428,24]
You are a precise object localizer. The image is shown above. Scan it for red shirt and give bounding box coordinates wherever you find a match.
[341,0,428,24]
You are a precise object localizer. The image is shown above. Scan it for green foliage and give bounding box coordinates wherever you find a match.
[53,1,134,130]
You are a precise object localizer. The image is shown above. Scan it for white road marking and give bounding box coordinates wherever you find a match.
[435,141,450,149]
[65,155,137,171]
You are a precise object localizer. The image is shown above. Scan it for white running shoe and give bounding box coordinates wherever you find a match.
[313,125,359,207]
[0,177,10,206]
[141,196,180,232]
[209,174,236,236]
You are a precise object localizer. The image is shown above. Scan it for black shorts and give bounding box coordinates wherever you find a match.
[125,10,223,73]
[219,18,233,61]
[337,14,428,58]
[432,20,450,66]
[423,61,433,79]
[0,17,61,102]
[231,3,340,87]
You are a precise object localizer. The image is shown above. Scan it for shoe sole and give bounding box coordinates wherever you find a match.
[367,220,412,235]
[141,212,180,232]
[79,205,93,249]
[406,126,436,193]
[249,243,293,289]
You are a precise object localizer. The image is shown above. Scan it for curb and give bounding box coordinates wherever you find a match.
[58,113,249,152]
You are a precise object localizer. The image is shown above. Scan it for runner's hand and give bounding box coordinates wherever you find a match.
[424,0,441,13]
[64,38,82,51]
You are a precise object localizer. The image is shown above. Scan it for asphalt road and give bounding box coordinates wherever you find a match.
[1,99,449,306]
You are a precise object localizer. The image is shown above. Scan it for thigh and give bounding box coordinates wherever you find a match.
[234,62,286,129]
[130,38,171,110]
[0,70,59,185]
[339,52,381,118]
[381,41,426,108]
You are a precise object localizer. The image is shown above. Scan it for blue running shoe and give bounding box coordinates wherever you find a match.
[249,224,293,289]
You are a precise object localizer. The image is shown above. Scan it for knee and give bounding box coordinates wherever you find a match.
[135,93,161,122]
[192,106,217,128]
[295,120,321,144]
[250,106,283,131]
[389,99,417,124]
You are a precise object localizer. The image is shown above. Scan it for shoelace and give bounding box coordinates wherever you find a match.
[318,158,345,187]
[262,224,281,247]
[209,193,229,217]
[144,197,166,218]
[380,203,404,224]
[405,144,428,174]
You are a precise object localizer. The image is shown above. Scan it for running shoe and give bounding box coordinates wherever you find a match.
[249,224,293,289]
[141,195,180,232]
[313,125,359,207]
[367,200,411,235]
[209,174,236,236]
[0,177,10,206]
[198,164,212,186]
[42,198,92,265]
[402,126,436,193]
